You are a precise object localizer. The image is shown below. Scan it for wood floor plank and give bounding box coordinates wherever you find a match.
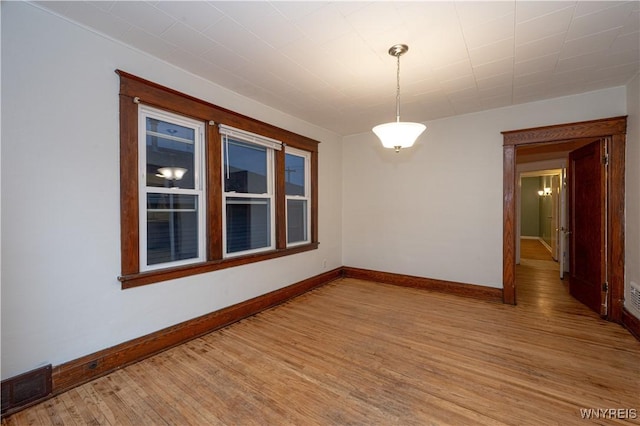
[3,261,639,425]
[520,238,554,261]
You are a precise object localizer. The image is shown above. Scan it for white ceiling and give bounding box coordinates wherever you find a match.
[35,1,640,136]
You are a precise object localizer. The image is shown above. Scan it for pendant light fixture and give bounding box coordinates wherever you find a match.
[372,44,426,153]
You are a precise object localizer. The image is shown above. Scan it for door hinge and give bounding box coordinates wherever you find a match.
[602,153,609,165]
[602,282,609,293]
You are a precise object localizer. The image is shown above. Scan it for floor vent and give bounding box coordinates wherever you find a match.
[1,364,52,417]
[630,282,640,313]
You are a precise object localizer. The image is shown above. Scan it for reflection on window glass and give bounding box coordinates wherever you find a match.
[146,194,199,265]
[285,153,305,196]
[287,199,307,244]
[146,117,195,189]
[224,139,267,193]
[226,197,270,253]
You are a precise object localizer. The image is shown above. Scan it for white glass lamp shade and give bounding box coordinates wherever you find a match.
[157,167,187,180]
[372,121,426,151]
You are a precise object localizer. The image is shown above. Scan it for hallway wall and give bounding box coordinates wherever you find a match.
[520,177,541,237]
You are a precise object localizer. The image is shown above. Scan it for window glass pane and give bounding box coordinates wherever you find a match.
[287,199,308,244]
[146,117,195,189]
[226,197,270,253]
[224,139,267,193]
[285,153,305,196]
[146,194,199,265]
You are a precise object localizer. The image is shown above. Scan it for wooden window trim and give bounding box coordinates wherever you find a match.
[284,147,312,247]
[116,70,319,289]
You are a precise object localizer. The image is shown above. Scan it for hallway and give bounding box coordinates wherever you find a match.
[516,239,598,320]
[517,238,572,314]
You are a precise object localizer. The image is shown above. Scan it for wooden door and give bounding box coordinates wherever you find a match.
[568,139,607,315]
[559,168,568,280]
[551,174,559,261]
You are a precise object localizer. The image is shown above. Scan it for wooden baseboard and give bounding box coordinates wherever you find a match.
[51,267,342,395]
[622,307,640,341]
[342,266,503,303]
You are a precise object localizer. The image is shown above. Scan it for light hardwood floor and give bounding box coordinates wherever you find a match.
[4,256,639,425]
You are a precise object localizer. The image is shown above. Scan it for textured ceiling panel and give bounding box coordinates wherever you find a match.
[34,1,640,136]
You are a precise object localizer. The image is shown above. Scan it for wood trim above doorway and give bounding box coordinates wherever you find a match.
[502,116,627,146]
[501,116,626,323]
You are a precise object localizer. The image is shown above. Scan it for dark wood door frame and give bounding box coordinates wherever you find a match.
[501,116,627,322]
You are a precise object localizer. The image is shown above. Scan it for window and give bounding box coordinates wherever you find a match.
[139,106,206,271]
[285,147,310,246]
[220,125,280,256]
[117,70,319,288]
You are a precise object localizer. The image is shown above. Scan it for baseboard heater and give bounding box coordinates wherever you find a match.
[630,282,640,313]
[1,364,52,417]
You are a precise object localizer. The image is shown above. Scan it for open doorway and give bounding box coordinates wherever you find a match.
[516,163,566,306]
[518,170,564,264]
[501,116,627,323]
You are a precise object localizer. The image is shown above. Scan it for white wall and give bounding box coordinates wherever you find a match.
[0,2,342,379]
[342,87,627,288]
[625,72,640,319]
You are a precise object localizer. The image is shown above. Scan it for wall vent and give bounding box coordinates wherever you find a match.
[1,364,52,417]
[630,282,640,313]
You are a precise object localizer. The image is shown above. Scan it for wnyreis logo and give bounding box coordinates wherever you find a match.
[579,408,637,420]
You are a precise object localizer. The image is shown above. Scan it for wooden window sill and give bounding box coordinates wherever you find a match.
[119,242,320,289]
